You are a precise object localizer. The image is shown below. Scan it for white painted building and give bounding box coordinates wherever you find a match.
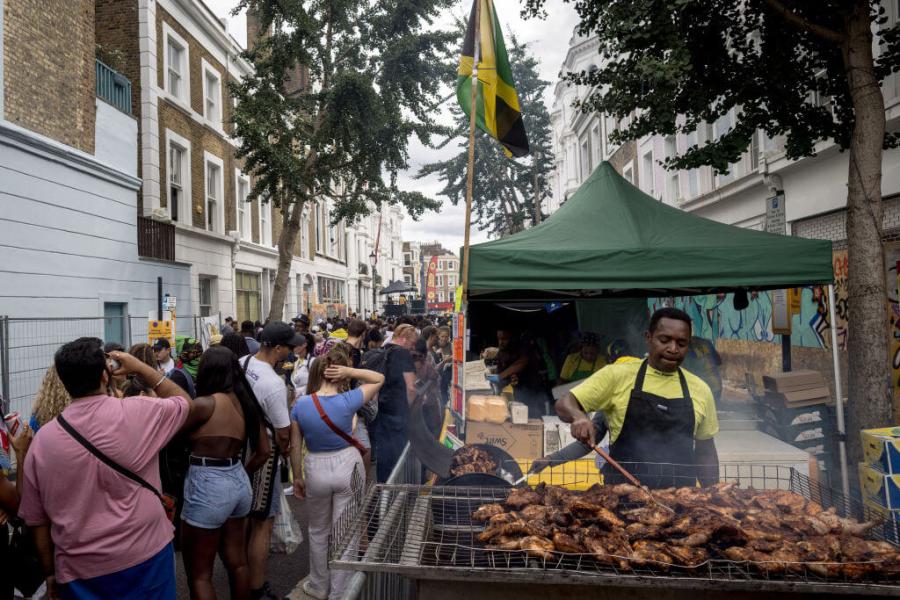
[548,19,900,247]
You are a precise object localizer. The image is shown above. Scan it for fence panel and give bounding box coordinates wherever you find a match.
[2,315,203,418]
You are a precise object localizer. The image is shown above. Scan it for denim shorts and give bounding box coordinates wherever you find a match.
[182,461,252,529]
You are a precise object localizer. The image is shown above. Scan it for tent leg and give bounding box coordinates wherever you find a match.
[828,284,850,502]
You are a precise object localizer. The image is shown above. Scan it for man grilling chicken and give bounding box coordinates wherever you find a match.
[556,307,719,488]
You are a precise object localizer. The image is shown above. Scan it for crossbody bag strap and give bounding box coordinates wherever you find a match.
[56,414,162,499]
[310,393,367,456]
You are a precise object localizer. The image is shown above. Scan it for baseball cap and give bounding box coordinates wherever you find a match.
[260,321,306,348]
[152,338,171,350]
[292,314,310,325]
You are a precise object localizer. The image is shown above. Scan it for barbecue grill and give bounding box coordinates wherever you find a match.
[331,464,900,597]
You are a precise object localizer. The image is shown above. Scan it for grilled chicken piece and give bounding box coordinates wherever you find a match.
[477,520,549,542]
[625,522,660,540]
[542,485,574,508]
[552,531,585,554]
[472,503,505,522]
[747,538,783,553]
[505,487,543,510]
[487,535,525,550]
[487,511,519,526]
[519,504,549,521]
[622,507,674,527]
[569,502,624,529]
[815,509,876,536]
[582,531,633,571]
[665,544,710,567]
[581,484,621,510]
[519,535,555,560]
[771,490,806,514]
[670,532,709,547]
[630,540,673,570]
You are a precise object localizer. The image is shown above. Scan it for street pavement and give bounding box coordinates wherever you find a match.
[175,494,311,599]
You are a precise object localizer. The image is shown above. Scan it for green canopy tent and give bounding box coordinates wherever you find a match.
[464,161,846,494]
[467,162,833,300]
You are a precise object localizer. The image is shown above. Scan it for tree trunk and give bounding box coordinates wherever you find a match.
[842,1,892,463]
[267,197,304,322]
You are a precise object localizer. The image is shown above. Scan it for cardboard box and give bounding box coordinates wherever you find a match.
[764,387,831,404]
[862,497,900,545]
[465,418,544,459]
[859,462,900,510]
[862,427,900,474]
[762,370,826,392]
[509,401,529,425]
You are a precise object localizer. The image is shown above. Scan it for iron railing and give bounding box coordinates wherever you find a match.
[95,59,132,115]
[137,215,176,262]
[338,444,421,600]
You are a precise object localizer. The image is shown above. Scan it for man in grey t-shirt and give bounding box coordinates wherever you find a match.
[242,321,302,600]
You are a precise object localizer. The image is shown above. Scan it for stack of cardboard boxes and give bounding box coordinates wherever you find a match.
[756,370,837,477]
[463,360,544,459]
[859,427,900,543]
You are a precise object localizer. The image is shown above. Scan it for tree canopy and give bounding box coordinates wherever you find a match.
[518,0,900,174]
[417,32,553,237]
[231,0,456,221]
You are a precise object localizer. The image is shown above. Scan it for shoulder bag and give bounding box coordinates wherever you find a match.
[56,414,176,522]
[310,393,368,458]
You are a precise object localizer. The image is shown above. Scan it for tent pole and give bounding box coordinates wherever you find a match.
[828,284,849,501]
[461,0,481,303]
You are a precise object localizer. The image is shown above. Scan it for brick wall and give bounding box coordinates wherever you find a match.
[155,7,244,232]
[793,195,900,248]
[3,0,96,152]
[608,140,637,185]
[94,0,140,116]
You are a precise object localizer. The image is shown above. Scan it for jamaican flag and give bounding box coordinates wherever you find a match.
[457,0,529,158]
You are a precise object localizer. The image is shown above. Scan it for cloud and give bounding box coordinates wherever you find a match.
[204,0,578,252]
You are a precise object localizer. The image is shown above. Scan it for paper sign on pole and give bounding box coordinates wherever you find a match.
[148,320,174,347]
[772,289,791,335]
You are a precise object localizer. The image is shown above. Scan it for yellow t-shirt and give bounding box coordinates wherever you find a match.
[571,360,718,444]
[559,353,606,381]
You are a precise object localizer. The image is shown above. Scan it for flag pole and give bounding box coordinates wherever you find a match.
[461,0,481,305]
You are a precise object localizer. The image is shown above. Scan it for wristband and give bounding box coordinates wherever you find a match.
[152,373,167,390]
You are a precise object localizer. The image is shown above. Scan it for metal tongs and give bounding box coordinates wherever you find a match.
[591,443,675,513]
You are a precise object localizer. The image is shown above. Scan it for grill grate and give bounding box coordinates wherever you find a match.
[331,464,900,594]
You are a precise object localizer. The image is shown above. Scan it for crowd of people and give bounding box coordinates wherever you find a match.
[0,313,456,600]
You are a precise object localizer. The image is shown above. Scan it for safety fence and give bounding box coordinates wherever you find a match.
[339,444,421,600]
[0,315,207,417]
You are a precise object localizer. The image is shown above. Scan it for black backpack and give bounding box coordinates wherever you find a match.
[360,344,398,376]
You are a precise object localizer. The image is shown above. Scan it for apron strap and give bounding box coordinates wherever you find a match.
[676,368,691,400]
[636,360,692,401]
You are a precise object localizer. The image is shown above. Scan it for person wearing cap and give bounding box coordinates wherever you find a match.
[292,314,310,334]
[154,338,176,373]
[241,322,303,600]
[558,332,606,385]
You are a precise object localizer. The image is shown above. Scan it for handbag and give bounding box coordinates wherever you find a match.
[269,494,302,554]
[9,519,50,597]
[311,393,368,458]
[56,414,177,522]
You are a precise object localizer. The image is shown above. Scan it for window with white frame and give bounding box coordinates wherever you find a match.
[591,123,602,168]
[163,25,189,103]
[202,60,222,128]
[235,172,251,241]
[204,154,224,233]
[580,137,590,180]
[315,204,324,253]
[198,275,215,317]
[437,274,444,288]
[258,198,271,246]
[641,150,655,197]
[664,136,679,203]
[713,111,736,186]
[166,130,190,224]
[622,161,634,184]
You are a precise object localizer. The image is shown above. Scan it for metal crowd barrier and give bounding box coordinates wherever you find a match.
[339,443,421,600]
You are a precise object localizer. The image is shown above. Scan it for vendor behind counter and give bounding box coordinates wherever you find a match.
[492,328,551,418]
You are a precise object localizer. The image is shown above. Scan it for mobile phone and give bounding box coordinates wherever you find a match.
[107,357,121,372]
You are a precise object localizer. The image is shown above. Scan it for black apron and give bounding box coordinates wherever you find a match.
[602,360,697,489]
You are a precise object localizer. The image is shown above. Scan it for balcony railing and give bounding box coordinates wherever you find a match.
[95,59,132,115]
[138,216,175,262]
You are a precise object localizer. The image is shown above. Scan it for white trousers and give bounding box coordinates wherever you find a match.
[304,446,364,599]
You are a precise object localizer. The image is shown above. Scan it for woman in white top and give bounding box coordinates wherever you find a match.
[291,333,316,398]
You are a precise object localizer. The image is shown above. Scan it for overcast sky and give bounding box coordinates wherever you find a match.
[205,0,579,254]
